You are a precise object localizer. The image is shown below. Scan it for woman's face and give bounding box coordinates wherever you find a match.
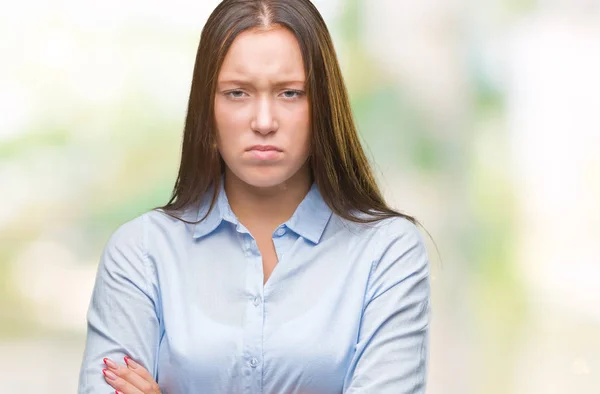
[214,26,311,189]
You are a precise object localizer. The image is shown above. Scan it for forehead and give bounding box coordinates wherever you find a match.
[218,26,305,81]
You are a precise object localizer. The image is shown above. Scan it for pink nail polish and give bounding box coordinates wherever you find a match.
[103,358,117,369]
[102,368,117,380]
[124,356,139,368]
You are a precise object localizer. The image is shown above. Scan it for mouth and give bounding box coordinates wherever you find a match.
[246,145,283,161]
[246,145,283,152]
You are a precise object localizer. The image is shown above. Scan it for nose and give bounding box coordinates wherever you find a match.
[251,96,278,135]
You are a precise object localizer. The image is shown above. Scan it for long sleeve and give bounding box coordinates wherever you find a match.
[343,218,431,393]
[78,214,161,394]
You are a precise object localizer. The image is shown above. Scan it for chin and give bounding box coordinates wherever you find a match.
[227,162,311,190]
[231,167,295,189]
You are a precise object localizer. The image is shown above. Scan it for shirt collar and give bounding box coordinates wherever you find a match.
[285,182,332,244]
[193,180,332,244]
[192,180,236,239]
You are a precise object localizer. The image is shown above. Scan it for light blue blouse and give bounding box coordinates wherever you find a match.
[78,181,431,394]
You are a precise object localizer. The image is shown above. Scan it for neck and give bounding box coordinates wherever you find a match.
[224,166,312,231]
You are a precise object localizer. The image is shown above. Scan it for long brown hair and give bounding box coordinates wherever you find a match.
[154,0,416,225]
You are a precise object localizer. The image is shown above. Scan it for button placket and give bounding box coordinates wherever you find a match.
[239,232,264,392]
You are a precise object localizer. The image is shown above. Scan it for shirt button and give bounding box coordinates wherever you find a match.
[253,296,261,306]
[275,227,286,237]
[250,357,258,368]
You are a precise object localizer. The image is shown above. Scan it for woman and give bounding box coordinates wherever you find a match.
[78,0,431,393]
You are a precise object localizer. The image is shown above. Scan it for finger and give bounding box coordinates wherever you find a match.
[104,358,152,393]
[102,367,144,394]
[124,356,157,385]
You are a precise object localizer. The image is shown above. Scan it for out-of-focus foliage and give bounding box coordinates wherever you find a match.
[1,0,599,393]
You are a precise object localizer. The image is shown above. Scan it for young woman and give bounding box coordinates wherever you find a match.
[77,0,431,393]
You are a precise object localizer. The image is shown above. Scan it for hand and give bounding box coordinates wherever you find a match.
[102,356,162,394]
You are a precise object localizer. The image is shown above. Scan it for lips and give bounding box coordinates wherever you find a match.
[246,145,282,161]
[246,145,282,152]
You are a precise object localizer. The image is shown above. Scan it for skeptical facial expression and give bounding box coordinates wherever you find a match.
[214,26,311,189]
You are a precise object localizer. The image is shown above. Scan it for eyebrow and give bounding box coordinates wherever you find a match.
[217,79,306,88]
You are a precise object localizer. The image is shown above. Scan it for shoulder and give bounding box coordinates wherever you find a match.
[368,216,429,283]
[143,205,200,236]
[96,212,163,295]
[104,213,146,253]
[339,214,428,266]
[326,213,428,270]
[103,204,197,256]
[367,216,426,262]
[373,215,425,246]
[331,213,424,245]
[359,216,430,300]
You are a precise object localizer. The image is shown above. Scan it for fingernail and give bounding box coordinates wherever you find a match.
[124,356,139,368]
[103,369,117,380]
[115,391,122,394]
[103,358,117,369]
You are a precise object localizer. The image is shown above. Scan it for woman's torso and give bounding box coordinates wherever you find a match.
[146,184,392,394]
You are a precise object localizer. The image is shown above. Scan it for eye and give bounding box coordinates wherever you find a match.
[225,90,247,99]
[281,90,304,99]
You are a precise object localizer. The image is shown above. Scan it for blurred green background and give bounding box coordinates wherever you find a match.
[1,0,599,392]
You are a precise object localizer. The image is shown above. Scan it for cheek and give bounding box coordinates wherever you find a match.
[214,100,246,146]
[214,100,231,135]
[288,107,311,152]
